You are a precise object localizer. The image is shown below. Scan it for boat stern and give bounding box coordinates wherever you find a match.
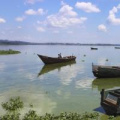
[100,89,120,115]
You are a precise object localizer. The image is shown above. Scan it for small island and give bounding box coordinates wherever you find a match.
[0,49,21,55]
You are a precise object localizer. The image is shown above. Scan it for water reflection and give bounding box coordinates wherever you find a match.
[0,63,6,72]
[0,86,57,116]
[58,65,79,86]
[97,57,108,65]
[92,78,120,91]
[75,77,93,89]
[38,61,76,76]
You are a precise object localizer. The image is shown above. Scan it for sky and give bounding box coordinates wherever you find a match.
[0,0,120,43]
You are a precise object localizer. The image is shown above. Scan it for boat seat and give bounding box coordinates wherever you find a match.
[104,98,117,106]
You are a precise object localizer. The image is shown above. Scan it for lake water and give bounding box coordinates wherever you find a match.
[0,45,120,117]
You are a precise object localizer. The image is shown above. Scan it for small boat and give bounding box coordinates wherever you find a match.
[92,64,120,78]
[38,61,76,76]
[37,54,76,64]
[115,47,120,49]
[101,88,120,115]
[91,47,98,50]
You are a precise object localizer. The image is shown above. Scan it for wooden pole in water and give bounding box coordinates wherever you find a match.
[100,89,105,104]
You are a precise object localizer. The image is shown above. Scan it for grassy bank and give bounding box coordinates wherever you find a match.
[0,49,21,55]
[0,97,119,120]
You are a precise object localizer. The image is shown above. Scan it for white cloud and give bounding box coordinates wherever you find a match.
[25,9,36,15]
[46,15,87,28]
[53,30,59,33]
[25,0,43,4]
[108,4,120,25]
[37,20,43,24]
[45,4,87,28]
[25,8,45,15]
[61,1,66,6]
[0,18,6,23]
[38,9,45,15]
[75,2,100,13]
[17,26,22,29]
[37,27,45,32]
[98,24,107,32]
[59,4,77,17]
[15,16,25,22]
[67,31,73,34]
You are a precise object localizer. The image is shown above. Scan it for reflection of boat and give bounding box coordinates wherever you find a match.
[38,61,76,76]
[92,64,120,78]
[37,54,76,64]
[91,47,98,50]
[92,78,120,91]
[101,88,120,115]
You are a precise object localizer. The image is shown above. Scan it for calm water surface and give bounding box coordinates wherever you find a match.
[0,45,120,117]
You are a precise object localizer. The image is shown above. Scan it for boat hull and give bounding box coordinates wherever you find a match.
[92,64,120,78]
[37,54,76,64]
[101,102,118,115]
[91,47,98,50]
[115,47,120,49]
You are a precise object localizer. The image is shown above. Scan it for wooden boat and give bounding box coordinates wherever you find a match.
[92,64,120,78]
[37,54,76,64]
[38,61,76,76]
[91,47,98,50]
[101,88,120,115]
[115,47,120,49]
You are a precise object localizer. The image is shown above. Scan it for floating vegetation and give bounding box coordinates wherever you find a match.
[29,104,33,108]
[82,60,85,62]
[1,113,20,120]
[23,110,39,120]
[2,97,23,112]
[0,97,119,120]
[0,49,21,55]
[106,59,109,61]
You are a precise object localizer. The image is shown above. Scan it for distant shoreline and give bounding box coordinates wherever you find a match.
[0,40,120,46]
